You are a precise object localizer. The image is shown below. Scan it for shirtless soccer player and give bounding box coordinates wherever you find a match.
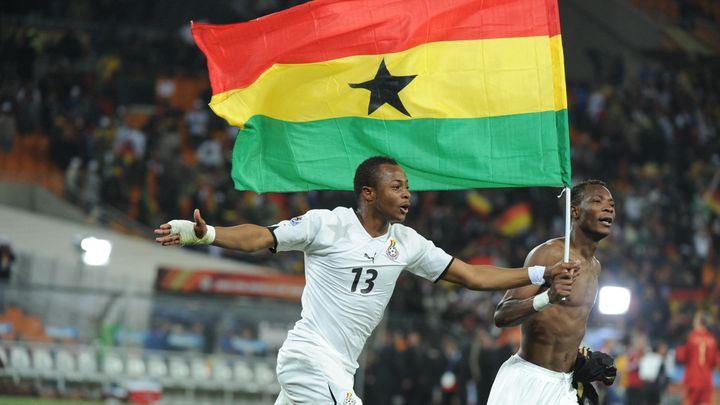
[155,156,580,405]
[488,180,617,405]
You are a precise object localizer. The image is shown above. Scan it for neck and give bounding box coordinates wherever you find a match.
[570,226,599,260]
[356,207,390,237]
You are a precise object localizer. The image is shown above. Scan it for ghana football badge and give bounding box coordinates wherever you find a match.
[343,392,357,405]
[386,239,399,260]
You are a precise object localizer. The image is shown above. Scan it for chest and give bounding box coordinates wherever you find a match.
[563,261,600,308]
[308,237,410,295]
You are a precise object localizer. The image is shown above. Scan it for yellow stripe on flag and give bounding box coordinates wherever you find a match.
[210,36,567,127]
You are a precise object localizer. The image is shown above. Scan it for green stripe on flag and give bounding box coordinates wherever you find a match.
[232,110,570,192]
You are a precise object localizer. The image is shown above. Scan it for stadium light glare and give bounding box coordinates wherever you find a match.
[598,286,631,315]
[80,237,112,266]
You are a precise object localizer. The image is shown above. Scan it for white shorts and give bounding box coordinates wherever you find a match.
[273,341,363,405]
[487,354,578,405]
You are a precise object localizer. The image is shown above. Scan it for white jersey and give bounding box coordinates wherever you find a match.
[271,207,452,372]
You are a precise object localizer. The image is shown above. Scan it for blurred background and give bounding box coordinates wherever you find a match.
[0,0,719,404]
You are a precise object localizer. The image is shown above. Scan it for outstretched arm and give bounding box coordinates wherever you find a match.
[154,209,275,252]
[493,243,574,327]
[440,253,579,292]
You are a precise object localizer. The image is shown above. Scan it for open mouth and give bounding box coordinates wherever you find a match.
[400,205,410,215]
[599,216,613,226]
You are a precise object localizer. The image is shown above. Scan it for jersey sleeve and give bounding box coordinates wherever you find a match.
[404,229,453,282]
[268,210,324,252]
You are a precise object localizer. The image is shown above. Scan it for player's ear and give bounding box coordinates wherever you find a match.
[571,205,579,220]
[361,185,375,202]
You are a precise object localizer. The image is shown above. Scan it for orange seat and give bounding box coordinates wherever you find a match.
[3,306,24,323]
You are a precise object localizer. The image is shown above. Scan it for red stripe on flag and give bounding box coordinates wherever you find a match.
[193,0,562,94]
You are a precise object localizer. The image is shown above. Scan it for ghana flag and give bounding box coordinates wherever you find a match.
[193,0,570,192]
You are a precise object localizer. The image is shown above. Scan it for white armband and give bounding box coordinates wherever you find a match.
[527,265,546,285]
[532,290,551,312]
[168,220,216,246]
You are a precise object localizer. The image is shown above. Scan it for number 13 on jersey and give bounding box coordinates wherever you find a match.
[350,267,377,293]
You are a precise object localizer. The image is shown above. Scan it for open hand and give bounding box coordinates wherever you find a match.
[154,209,207,246]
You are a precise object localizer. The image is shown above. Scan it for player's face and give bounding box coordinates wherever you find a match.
[373,164,411,223]
[576,185,615,238]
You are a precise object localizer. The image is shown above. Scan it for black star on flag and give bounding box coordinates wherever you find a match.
[349,59,417,117]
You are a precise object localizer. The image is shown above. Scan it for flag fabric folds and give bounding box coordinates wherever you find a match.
[193,0,571,192]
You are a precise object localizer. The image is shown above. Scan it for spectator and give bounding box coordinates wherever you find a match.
[639,341,672,405]
[184,98,210,148]
[0,236,15,280]
[625,334,647,405]
[0,101,17,151]
[63,156,83,204]
[82,159,101,213]
[676,311,719,405]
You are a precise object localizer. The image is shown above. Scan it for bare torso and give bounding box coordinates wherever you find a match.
[517,240,600,372]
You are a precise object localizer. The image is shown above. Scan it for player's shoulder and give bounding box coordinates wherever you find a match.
[390,222,426,241]
[300,207,351,221]
[526,237,564,262]
[530,237,565,254]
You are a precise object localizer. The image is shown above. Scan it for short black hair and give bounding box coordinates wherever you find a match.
[354,156,399,198]
[571,179,607,207]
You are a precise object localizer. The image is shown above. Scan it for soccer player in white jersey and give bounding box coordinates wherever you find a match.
[154,156,580,405]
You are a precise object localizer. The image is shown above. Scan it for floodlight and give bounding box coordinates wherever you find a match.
[80,237,112,266]
[598,286,631,315]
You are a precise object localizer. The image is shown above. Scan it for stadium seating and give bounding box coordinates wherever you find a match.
[0,344,8,368]
[9,346,31,376]
[76,349,99,381]
[31,347,54,378]
[167,356,191,385]
[102,353,124,376]
[126,355,147,377]
[254,362,278,393]
[54,349,76,379]
[233,360,257,393]
[0,341,279,396]
[146,356,168,379]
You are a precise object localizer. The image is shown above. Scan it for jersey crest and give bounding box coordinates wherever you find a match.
[386,239,399,260]
[343,392,357,405]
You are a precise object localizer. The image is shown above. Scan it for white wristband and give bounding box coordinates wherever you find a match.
[532,290,551,312]
[168,220,216,246]
[528,265,546,285]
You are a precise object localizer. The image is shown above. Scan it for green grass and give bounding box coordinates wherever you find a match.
[0,397,104,405]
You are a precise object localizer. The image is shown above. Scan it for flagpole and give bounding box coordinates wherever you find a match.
[562,187,571,262]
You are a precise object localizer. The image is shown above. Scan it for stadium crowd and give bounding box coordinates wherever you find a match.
[1,1,719,404]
